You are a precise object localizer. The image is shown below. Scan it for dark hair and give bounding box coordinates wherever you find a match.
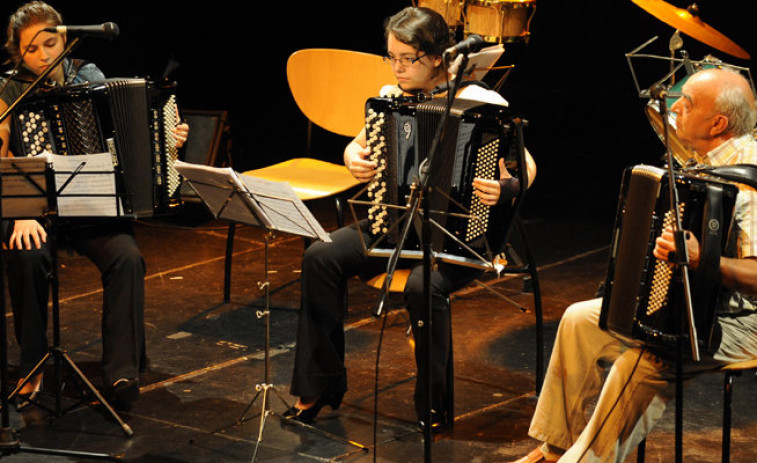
[384,7,454,57]
[5,1,63,64]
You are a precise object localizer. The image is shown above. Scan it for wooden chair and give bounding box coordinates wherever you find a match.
[222,49,395,301]
[637,357,757,463]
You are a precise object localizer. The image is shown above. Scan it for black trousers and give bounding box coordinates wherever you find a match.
[3,220,146,385]
[290,221,479,419]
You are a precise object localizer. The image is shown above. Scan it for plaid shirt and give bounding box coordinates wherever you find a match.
[702,134,757,313]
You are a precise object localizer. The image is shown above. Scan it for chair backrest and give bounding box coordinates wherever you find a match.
[286,48,396,138]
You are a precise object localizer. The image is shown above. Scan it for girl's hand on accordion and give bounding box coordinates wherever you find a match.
[9,219,47,251]
[653,226,700,270]
[345,140,377,183]
[173,122,190,148]
[473,158,510,206]
[473,177,502,206]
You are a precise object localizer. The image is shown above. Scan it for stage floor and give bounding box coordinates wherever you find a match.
[2,196,756,462]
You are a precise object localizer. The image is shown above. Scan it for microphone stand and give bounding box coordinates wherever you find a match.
[655,86,699,361]
[654,84,698,463]
[0,37,80,123]
[374,51,472,463]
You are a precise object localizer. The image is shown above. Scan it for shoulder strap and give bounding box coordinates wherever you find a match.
[430,79,491,96]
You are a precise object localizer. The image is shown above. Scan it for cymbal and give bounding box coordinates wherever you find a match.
[632,0,750,59]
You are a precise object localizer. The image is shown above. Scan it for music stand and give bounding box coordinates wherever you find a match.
[174,161,363,460]
[0,154,126,460]
[7,154,133,431]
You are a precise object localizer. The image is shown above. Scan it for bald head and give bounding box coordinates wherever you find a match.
[688,68,757,137]
[672,68,757,154]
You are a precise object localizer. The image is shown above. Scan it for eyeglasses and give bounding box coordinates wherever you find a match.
[383,53,427,67]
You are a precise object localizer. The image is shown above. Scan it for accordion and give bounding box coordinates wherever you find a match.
[11,77,181,217]
[357,95,525,269]
[599,164,738,354]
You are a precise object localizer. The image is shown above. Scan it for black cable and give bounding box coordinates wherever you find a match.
[575,346,647,462]
[372,304,391,463]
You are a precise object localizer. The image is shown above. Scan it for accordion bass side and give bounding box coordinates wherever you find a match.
[12,78,181,217]
[599,164,739,353]
[360,96,525,269]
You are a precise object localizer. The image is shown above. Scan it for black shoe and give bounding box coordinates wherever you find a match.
[14,387,41,412]
[417,410,451,434]
[14,374,43,412]
[282,394,341,424]
[104,378,139,411]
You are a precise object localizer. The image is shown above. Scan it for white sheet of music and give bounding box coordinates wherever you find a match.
[462,45,505,81]
[173,161,270,228]
[45,152,121,217]
[238,173,331,242]
[0,156,48,218]
[174,160,331,242]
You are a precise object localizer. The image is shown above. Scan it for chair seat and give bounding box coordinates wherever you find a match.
[243,157,359,201]
[365,269,412,292]
[720,357,757,372]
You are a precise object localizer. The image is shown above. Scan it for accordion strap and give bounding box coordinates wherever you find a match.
[690,183,725,338]
[431,79,490,95]
[697,164,757,191]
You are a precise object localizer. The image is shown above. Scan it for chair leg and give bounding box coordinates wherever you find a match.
[335,195,346,228]
[335,195,348,310]
[675,355,683,463]
[723,371,734,463]
[446,298,454,426]
[514,217,544,395]
[223,222,236,302]
[641,370,737,463]
[637,438,646,463]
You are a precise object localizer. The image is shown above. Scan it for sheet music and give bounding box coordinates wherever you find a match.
[44,153,122,217]
[174,160,331,242]
[238,173,331,242]
[173,161,269,228]
[450,45,505,81]
[0,156,48,218]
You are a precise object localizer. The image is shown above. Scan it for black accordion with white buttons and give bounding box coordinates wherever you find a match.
[357,95,526,270]
[11,78,181,217]
[599,164,738,354]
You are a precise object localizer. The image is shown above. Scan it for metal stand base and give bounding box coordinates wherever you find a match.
[10,346,133,437]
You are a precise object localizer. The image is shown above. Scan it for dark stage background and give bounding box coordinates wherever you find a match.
[2,0,756,221]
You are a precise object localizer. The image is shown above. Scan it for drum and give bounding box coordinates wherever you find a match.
[465,0,536,44]
[419,0,464,27]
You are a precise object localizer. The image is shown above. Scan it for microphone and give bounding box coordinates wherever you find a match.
[443,34,485,59]
[649,82,669,100]
[43,22,120,39]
